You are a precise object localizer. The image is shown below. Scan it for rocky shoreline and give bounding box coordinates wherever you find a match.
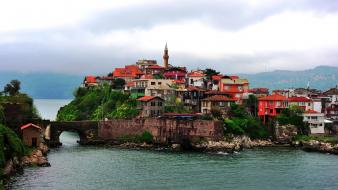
[3,143,50,180]
[300,140,338,154]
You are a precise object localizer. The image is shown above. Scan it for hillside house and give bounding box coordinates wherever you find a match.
[137,96,164,117]
[201,95,237,116]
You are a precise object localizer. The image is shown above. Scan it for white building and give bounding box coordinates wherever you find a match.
[303,110,325,134]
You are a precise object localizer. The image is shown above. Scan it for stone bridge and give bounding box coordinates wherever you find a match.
[47,121,102,147]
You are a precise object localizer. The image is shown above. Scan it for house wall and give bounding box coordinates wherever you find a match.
[139,99,164,117]
[303,113,325,134]
[22,128,41,147]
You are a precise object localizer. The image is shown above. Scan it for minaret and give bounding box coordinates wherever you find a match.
[163,42,169,69]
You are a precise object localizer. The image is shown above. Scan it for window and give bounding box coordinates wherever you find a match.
[151,102,156,106]
[158,101,163,106]
[151,82,155,85]
[276,101,281,106]
[190,79,194,84]
[158,82,162,85]
[219,102,225,106]
[269,101,274,105]
[308,103,311,106]
[270,109,273,113]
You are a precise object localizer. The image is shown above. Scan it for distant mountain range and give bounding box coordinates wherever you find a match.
[238,66,338,91]
[0,66,337,99]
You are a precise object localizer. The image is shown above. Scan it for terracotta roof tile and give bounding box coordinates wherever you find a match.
[259,94,288,101]
[20,123,42,130]
[137,96,163,102]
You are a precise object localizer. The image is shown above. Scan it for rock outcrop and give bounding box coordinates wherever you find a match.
[302,140,338,154]
[21,143,50,167]
[192,136,273,152]
[274,124,298,144]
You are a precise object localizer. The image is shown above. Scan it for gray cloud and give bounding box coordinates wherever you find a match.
[84,0,338,32]
[0,0,338,75]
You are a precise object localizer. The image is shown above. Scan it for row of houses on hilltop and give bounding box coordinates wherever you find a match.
[82,44,338,135]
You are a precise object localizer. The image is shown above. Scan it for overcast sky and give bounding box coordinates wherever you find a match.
[0,0,337,75]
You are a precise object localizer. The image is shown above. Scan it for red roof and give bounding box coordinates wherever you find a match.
[137,96,163,102]
[305,109,319,114]
[187,71,205,77]
[212,74,223,81]
[20,123,42,130]
[147,65,164,69]
[113,65,144,78]
[259,94,288,101]
[85,76,97,83]
[288,96,312,102]
[202,95,237,102]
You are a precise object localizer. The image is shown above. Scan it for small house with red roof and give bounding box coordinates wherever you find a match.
[288,96,313,111]
[145,65,165,75]
[113,65,144,82]
[258,94,289,124]
[209,74,223,90]
[163,67,187,81]
[137,96,164,117]
[187,70,206,88]
[83,76,98,87]
[201,95,238,115]
[303,109,325,134]
[20,123,42,147]
[249,88,269,98]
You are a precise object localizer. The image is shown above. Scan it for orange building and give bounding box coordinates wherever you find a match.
[219,76,249,102]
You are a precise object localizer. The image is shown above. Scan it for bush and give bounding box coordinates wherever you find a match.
[116,131,154,144]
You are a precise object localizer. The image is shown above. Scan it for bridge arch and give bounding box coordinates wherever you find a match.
[48,121,99,147]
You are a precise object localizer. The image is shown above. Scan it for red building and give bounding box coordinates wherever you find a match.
[163,67,187,81]
[258,94,289,124]
[219,75,249,103]
[83,76,98,87]
[113,65,144,82]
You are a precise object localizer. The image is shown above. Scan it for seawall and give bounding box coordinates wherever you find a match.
[98,118,224,144]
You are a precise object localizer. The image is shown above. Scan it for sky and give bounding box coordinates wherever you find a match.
[0,0,338,75]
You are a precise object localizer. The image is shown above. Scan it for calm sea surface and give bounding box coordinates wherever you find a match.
[9,99,338,190]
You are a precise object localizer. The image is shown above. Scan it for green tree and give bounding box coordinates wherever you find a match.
[3,80,21,96]
[244,94,258,116]
[204,68,220,80]
[112,78,126,89]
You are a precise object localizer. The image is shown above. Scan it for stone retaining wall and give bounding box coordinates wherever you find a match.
[98,118,224,144]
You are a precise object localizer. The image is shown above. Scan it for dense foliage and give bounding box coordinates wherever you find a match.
[57,85,139,121]
[276,105,308,135]
[116,131,154,144]
[223,104,269,139]
[0,124,26,188]
[0,80,40,125]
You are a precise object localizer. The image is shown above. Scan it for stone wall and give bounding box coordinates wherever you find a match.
[98,118,224,144]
